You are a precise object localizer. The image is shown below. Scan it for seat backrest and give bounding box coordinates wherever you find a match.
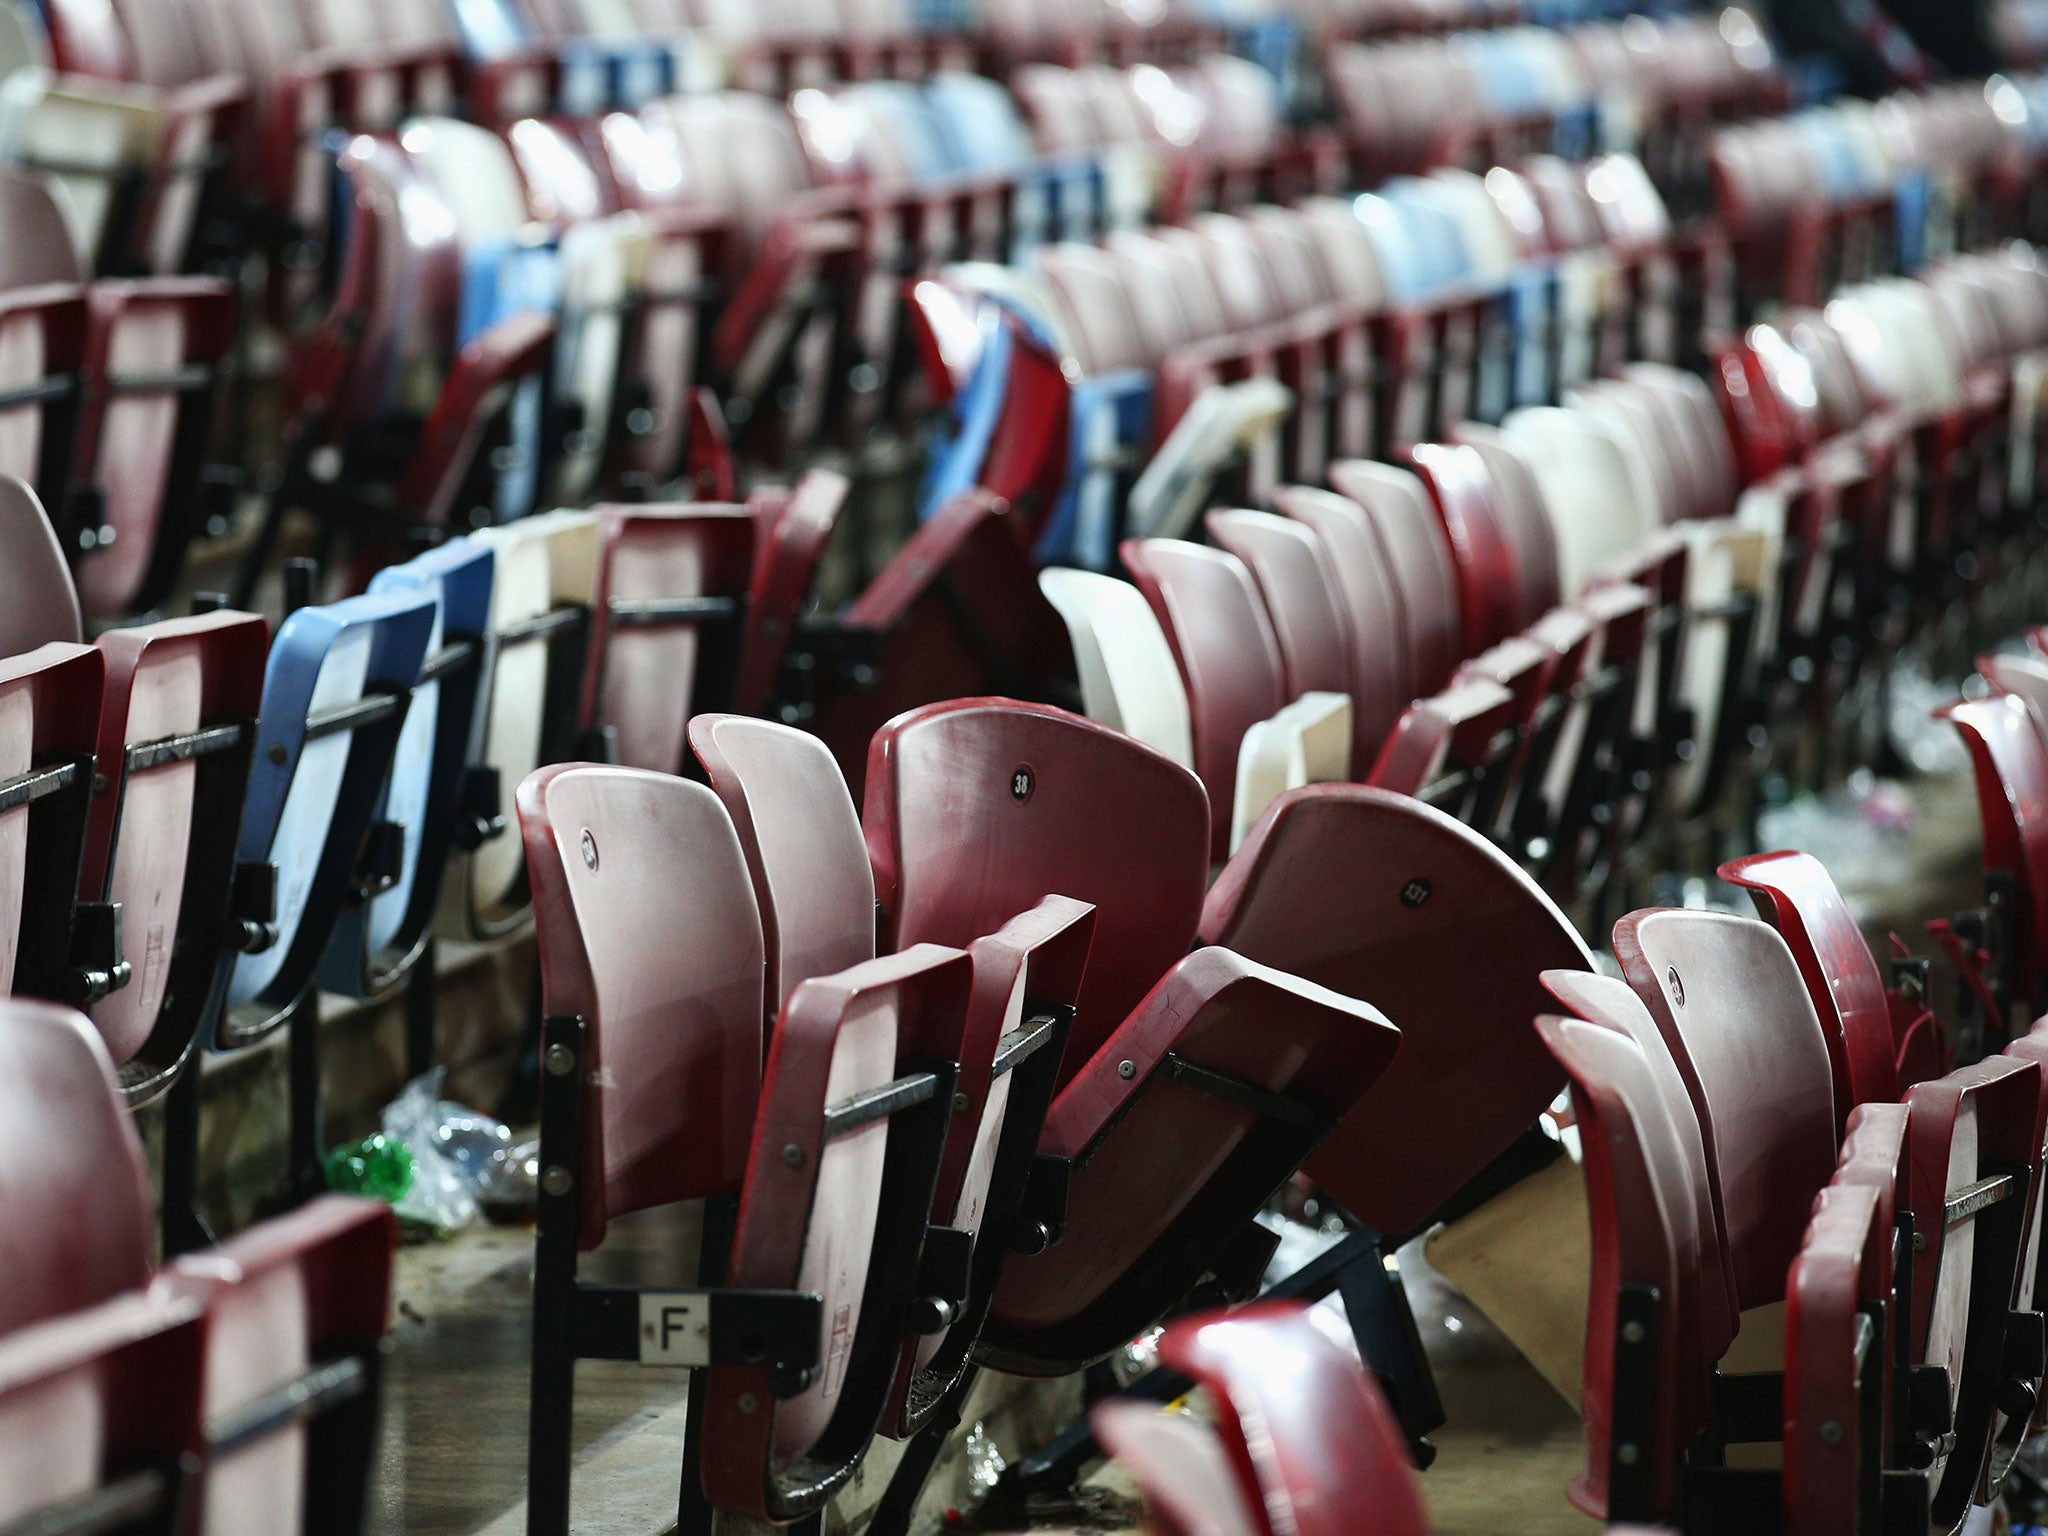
[228,588,437,1015]
[734,468,846,716]
[1325,460,1463,696]
[689,714,876,1018]
[1120,539,1287,861]
[1720,849,1903,1118]
[1201,783,1594,1235]
[1159,1302,1434,1536]
[1272,486,1410,759]
[1541,968,1738,1366]
[1501,406,1657,595]
[0,642,103,999]
[703,943,973,1521]
[1446,422,1563,628]
[84,610,268,1076]
[0,475,84,653]
[583,504,754,776]
[518,763,765,1248]
[1205,510,1354,702]
[1784,1179,1889,1536]
[0,1000,153,1335]
[1092,1399,1262,1536]
[865,699,1209,1083]
[1532,1010,1704,1523]
[1037,567,1196,769]
[0,1290,204,1528]
[1943,695,2048,1007]
[1406,441,1524,656]
[164,1195,395,1536]
[1613,909,1840,1309]
[0,170,86,288]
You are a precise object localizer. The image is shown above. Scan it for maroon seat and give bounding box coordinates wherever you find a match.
[1720,849,1937,1115]
[159,1194,396,1531]
[1272,484,1410,757]
[865,700,1399,1373]
[0,998,153,1336]
[732,468,848,716]
[1944,695,2048,1022]
[1203,783,1594,1237]
[1096,1301,1433,1536]
[1204,510,1354,705]
[809,490,1076,799]
[1446,421,1564,626]
[81,610,268,1108]
[690,713,878,1016]
[1406,440,1523,656]
[0,473,86,653]
[0,1289,205,1529]
[581,504,755,776]
[0,636,107,1007]
[1326,458,1464,695]
[1119,537,1288,861]
[1366,675,1520,822]
[518,762,972,1532]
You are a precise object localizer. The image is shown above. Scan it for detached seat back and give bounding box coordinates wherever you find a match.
[866,699,1401,1374]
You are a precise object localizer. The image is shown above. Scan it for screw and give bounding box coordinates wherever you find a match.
[1666,966,1684,1006]
[268,744,287,765]
[1621,1320,1646,1345]
[1819,1420,1844,1446]
[1615,1443,1639,1466]
[736,1392,759,1414]
[782,1143,805,1168]
[952,1091,970,1114]
[581,830,599,871]
[1117,1060,1137,1080]
[541,1166,573,1198]
[544,1043,576,1077]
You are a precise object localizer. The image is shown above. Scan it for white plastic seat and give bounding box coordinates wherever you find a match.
[1127,377,1293,541]
[1037,567,1195,768]
[1231,691,1352,854]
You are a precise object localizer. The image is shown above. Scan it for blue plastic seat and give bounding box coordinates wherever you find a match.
[320,539,496,999]
[228,587,438,1016]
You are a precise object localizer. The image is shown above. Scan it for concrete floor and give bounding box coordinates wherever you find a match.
[357,733,1994,1536]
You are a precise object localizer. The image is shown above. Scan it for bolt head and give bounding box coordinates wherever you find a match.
[541,1166,573,1198]
[544,1043,576,1077]
[1819,1420,1845,1446]
[1621,1319,1647,1345]
[782,1143,805,1168]
[1615,1443,1639,1466]
[736,1392,759,1414]
[952,1091,970,1114]
[1117,1059,1137,1080]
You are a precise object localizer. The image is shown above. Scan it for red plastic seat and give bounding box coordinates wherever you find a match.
[809,491,1076,799]
[0,636,106,1004]
[1097,1301,1433,1536]
[1944,695,2048,1020]
[1611,909,1839,1310]
[582,504,755,776]
[0,1289,204,1529]
[1272,484,1410,758]
[865,700,1400,1372]
[1326,458,1464,695]
[1203,782,1594,1236]
[81,609,269,1101]
[159,1194,395,1530]
[1120,537,1289,860]
[0,998,153,1336]
[518,761,974,1530]
[732,467,848,716]
[1406,439,1526,656]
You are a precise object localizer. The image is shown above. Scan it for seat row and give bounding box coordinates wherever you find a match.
[511,682,2048,1533]
[0,469,845,1251]
[0,999,395,1536]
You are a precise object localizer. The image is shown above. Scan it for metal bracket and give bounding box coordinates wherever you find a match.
[910,1226,974,1335]
[1010,1154,1071,1254]
[63,901,132,1006]
[451,765,506,850]
[230,860,280,953]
